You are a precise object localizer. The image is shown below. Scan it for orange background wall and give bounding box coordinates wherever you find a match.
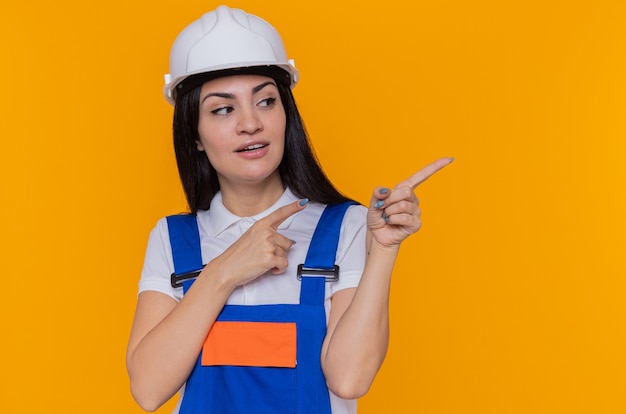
[1,1,625,412]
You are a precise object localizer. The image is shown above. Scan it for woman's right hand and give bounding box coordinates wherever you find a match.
[205,199,309,288]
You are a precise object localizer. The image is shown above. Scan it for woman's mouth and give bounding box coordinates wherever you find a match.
[236,143,268,152]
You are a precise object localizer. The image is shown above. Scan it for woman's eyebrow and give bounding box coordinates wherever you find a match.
[252,81,277,94]
[201,92,235,104]
[201,81,277,104]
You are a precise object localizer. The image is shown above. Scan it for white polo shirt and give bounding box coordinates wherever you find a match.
[138,187,366,414]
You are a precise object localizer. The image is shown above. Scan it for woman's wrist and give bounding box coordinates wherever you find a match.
[196,260,237,299]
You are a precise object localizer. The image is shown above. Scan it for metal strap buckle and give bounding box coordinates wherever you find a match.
[296,264,339,282]
[170,268,203,288]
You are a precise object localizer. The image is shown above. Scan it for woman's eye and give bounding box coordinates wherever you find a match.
[211,106,233,115]
[258,97,277,107]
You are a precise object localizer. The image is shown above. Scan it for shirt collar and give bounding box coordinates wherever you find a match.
[203,188,300,237]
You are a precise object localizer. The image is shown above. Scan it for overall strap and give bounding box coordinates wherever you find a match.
[166,214,203,293]
[300,201,357,306]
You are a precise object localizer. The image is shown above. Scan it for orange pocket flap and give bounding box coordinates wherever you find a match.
[202,321,297,368]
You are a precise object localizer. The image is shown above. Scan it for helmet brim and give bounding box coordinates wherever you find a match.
[173,65,292,102]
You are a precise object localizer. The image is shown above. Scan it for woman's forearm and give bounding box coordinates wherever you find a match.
[126,267,235,411]
[321,239,399,399]
[127,201,307,410]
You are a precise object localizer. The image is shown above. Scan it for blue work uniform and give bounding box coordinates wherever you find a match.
[166,202,355,413]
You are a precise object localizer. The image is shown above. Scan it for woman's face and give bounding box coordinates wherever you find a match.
[196,74,286,190]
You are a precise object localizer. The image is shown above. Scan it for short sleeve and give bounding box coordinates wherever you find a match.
[138,218,184,302]
[331,204,368,295]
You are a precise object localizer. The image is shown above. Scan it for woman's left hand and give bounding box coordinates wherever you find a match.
[367,157,453,248]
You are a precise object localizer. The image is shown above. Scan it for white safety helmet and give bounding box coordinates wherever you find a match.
[163,5,299,105]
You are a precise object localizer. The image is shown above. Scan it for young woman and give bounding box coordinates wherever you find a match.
[126,5,452,414]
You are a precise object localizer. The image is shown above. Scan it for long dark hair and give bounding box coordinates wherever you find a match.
[172,71,352,214]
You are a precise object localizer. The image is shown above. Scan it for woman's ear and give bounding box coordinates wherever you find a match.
[196,140,205,151]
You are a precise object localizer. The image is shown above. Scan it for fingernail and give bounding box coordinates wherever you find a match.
[449,157,455,163]
[380,188,389,194]
[290,239,297,245]
[374,200,384,209]
[382,212,389,223]
[299,198,309,206]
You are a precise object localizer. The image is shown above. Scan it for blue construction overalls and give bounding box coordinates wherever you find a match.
[166,202,355,414]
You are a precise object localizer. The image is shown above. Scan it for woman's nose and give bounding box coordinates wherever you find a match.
[237,107,263,135]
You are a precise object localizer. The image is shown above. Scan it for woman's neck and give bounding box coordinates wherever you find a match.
[219,173,285,217]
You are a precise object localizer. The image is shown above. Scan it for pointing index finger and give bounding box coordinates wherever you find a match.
[404,157,454,190]
[264,198,309,229]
